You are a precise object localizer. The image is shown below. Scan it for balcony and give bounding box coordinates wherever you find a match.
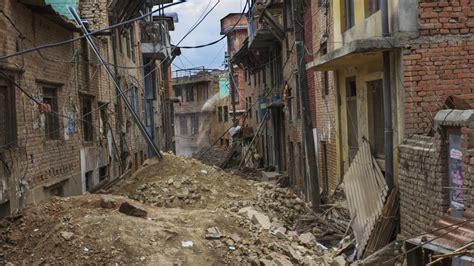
[247,0,284,51]
[140,20,172,59]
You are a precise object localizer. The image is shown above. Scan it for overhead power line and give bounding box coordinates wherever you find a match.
[177,0,250,49]
[0,0,186,61]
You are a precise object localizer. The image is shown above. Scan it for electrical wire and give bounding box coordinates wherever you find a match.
[178,0,250,49]
[0,0,186,61]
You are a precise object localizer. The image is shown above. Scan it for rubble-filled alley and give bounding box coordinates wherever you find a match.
[0,153,361,265]
[2,0,474,264]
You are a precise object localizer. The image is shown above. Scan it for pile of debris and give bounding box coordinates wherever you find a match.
[216,182,354,264]
[107,153,255,209]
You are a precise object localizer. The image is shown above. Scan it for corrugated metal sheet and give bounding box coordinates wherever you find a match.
[343,141,388,258]
[408,209,474,258]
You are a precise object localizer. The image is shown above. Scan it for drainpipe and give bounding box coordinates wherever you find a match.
[381,0,393,191]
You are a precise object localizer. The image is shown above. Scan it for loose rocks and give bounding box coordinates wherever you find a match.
[118,202,147,218]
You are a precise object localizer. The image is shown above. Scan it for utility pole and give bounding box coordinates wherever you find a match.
[293,0,321,208]
[69,7,163,160]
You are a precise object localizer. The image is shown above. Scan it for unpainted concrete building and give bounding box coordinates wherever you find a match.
[172,69,224,156]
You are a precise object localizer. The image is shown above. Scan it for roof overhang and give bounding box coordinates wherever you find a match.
[249,28,279,52]
[18,0,79,31]
[306,37,401,71]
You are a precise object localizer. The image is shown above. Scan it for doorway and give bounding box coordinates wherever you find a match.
[346,77,358,164]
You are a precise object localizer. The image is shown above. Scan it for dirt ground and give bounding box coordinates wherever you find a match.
[0,153,351,265]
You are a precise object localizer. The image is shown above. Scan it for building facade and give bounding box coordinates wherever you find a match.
[305,0,474,261]
[172,69,224,156]
[0,0,174,216]
[231,0,310,198]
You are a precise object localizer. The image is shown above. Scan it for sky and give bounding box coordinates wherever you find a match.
[167,0,246,71]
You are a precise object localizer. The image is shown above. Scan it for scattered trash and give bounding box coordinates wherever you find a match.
[181,241,194,248]
[200,170,208,175]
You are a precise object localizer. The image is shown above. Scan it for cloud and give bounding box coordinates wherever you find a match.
[167,0,246,70]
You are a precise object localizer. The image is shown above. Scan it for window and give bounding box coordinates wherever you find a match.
[186,87,194,102]
[48,183,64,197]
[320,41,328,55]
[180,116,188,135]
[322,71,329,97]
[175,87,182,99]
[343,0,355,31]
[197,83,208,102]
[43,87,60,140]
[0,81,16,147]
[249,97,252,119]
[191,114,199,135]
[130,86,139,112]
[130,26,136,63]
[296,74,301,119]
[218,106,223,122]
[81,96,93,142]
[365,0,380,17]
[99,103,108,138]
[233,76,240,103]
[284,0,294,30]
[85,171,93,192]
[126,28,131,59]
[223,106,229,122]
[368,79,385,158]
[99,165,109,182]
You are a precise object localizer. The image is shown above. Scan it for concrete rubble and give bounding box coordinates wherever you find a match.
[0,153,353,265]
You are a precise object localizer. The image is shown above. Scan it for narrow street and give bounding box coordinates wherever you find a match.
[0,153,354,265]
[1,0,474,264]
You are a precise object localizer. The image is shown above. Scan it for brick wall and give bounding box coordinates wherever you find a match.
[399,135,449,237]
[404,1,474,136]
[0,0,83,212]
[307,0,339,194]
[419,0,474,36]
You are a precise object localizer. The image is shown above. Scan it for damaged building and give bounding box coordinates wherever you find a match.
[0,0,176,217]
[172,68,225,156]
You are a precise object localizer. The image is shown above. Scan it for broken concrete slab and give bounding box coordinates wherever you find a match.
[60,231,74,241]
[118,202,147,218]
[100,195,117,209]
[238,206,258,219]
[205,226,221,239]
[251,212,271,230]
[261,171,282,181]
[299,232,315,245]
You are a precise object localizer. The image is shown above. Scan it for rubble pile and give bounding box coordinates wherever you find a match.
[193,145,230,167]
[223,183,311,226]
[108,153,256,209]
[216,182,354,264]
[1,153,354,265]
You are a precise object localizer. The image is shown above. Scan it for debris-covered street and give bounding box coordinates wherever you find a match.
[2,0,474,264]
[0,154,356,265]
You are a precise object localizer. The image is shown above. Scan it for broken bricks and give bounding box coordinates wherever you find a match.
[118,202,147,218]
[205,226,221,239]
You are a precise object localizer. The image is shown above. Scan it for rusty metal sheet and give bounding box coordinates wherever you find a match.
[408,209,474,256]
[343,141,388,258]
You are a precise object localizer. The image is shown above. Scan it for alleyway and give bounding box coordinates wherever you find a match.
[0,154,354,265]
